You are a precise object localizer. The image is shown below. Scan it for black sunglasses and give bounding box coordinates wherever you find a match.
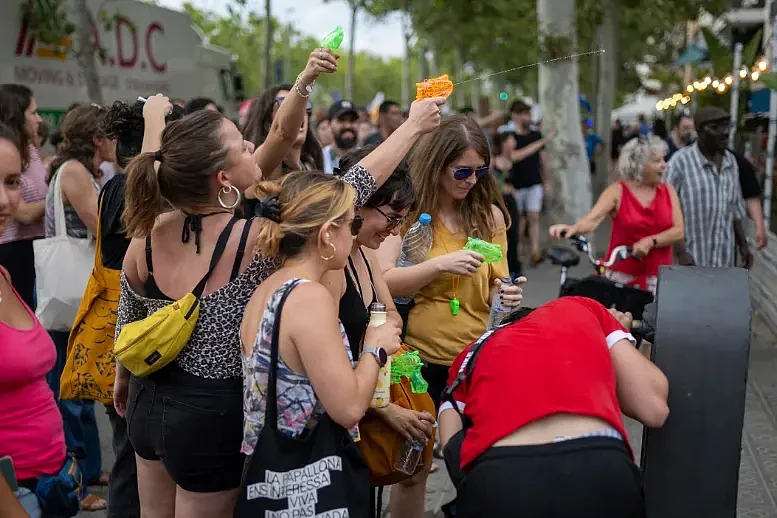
[275,97,313,114]
[370,206,407,231]
[453,166,489,181]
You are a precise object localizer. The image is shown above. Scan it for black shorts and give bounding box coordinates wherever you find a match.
[126,365,244,493]
[457,437,644,518]
[421,362,451,411]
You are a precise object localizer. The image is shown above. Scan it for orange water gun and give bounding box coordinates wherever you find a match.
[416,74,454,100]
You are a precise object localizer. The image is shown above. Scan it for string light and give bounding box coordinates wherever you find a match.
[656,56,770,112]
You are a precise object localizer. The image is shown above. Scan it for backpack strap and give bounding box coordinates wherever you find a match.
[190,217,239,300]
[230,217,253,281]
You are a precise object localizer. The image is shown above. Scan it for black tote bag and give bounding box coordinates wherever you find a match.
[234,280,371,518]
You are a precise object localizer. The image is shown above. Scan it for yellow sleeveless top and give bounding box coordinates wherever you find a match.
[404,221,508,366]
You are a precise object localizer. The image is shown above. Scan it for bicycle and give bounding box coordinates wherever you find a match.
[546,234,655,340]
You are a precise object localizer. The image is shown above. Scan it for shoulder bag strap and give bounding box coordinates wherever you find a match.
[266,279,304,429]
[230,217,254,281]
[51,162,69,238]
[93,194,106,270]
[191,217,238,298]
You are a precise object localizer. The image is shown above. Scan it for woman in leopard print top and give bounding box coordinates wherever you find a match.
[114,93,444,517]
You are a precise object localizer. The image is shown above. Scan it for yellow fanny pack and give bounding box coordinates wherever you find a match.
[114,217,238,377]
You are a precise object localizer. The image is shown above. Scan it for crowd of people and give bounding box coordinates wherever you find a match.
[0,41,766,518]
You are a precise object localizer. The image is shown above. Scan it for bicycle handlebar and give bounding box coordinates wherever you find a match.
[560,232,633,268]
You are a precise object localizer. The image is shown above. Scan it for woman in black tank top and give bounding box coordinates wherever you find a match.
[322,149,436,518]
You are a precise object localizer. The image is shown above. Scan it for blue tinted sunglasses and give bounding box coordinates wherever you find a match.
[453,166,489,181]
[275,97,313,114]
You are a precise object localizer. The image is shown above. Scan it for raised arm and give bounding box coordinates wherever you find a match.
[356,98,445,190]
[253,49,338,174]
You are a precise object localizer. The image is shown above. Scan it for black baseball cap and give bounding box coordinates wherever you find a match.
[328,100,358,120]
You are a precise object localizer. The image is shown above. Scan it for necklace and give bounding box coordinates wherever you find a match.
[438,222,461,316]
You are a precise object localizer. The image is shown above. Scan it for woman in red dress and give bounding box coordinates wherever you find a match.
[549,136,684,293]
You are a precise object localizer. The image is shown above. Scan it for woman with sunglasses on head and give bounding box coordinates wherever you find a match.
[239,172,402,513]
[377,115,525,412]
[324,147,435,518]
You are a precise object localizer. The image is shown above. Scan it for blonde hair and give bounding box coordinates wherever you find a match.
[253,171,355,257]
[618,136,668,182]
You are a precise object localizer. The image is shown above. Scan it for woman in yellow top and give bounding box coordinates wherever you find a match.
[377,115,525,410]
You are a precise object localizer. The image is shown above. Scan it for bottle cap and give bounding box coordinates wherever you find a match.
[370,302,387,313]
[419,213,431,225]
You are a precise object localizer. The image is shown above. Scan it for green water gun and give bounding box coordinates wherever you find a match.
[463,237,503,264]
[320,25,344,51]
[391,351,428,394]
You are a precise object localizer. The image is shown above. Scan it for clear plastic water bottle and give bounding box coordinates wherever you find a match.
[394,438,424,475]
[394,213,433,305]
[487,276,515,330]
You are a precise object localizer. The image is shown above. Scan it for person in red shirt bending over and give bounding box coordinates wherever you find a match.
[438,296,669,518]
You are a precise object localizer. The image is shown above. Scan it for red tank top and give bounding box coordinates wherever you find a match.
[606,181,673,287]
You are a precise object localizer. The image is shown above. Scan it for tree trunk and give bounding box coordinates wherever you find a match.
[401,13,412,109]
[73,0,102,104]
[537,0,591,224]
[593,0,619,196]
[346,2,358,99]
[263,0,272,90]
[455,44,465,109]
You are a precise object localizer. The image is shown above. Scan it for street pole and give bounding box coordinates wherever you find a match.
[729,42,743,150]
[763,16,777,231]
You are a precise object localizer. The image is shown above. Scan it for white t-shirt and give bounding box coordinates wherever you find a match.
[322,146,339,174]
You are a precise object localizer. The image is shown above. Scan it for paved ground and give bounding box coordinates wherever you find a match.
[77,232,777,517]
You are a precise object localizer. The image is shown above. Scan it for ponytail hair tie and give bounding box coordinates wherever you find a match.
[154,150,163,163]
[256,194,281,223]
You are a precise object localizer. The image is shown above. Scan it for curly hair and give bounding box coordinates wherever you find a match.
[0,84,34,168]
[48,104,108,183]
[242,84,323,176]
[103,98,185,167]
[617,136,668,182]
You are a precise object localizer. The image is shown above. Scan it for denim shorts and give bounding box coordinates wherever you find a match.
[15,487,42,518]
[126,365,244,493]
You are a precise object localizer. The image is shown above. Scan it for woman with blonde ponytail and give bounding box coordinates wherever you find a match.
[238,172,402,515]
[114,94,446,518]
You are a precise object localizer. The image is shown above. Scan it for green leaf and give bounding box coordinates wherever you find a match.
[759,72,777,92]
[701,26,731,78]
[742,28,763,69]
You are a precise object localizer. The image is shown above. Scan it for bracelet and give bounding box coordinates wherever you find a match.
[294,73,314,98]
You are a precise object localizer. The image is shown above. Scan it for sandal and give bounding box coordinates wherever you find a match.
[430,461,439,474]
[80,494,107,511]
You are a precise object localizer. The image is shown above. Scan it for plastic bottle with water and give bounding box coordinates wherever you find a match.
[393,213,433,305]
[487,276,515,330]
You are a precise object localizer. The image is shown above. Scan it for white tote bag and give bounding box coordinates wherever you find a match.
[34,164,95,331]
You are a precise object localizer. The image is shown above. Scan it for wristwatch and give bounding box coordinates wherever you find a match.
[361,347,388,367]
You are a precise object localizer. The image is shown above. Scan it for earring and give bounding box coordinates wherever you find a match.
[218,185,241,210]
[320,242,336,261]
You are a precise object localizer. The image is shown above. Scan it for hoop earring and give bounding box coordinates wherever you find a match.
[320,242,336,261]
[218,185,241,210]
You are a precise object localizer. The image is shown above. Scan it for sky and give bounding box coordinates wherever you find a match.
[157,0,406,58]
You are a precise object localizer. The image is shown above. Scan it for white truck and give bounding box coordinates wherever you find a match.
[0,0,241,128]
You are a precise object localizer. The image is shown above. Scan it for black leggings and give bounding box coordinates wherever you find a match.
[457,437,644,518]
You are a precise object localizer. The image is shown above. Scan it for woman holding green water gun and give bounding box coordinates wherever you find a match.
[377,115,526,411]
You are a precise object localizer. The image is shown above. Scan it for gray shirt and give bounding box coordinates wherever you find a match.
[664,142,746,268]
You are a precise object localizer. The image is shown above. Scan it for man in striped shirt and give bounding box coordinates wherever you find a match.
[664,107,752,269]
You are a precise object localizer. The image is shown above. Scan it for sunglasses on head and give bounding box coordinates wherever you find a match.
[453,166,489,181]
[275,97,313,114]
[370,206,407,231]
